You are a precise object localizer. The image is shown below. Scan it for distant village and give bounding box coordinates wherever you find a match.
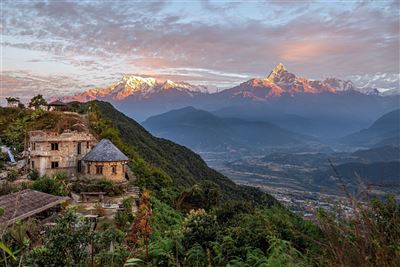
[0,95,139,227]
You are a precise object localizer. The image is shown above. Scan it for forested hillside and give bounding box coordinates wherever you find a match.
[91,101,272,204]
[0,103,398,267]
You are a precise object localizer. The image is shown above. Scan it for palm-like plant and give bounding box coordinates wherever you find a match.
[148,237,175,266]
[0,242,15,259]
[185,243,207,267]
[124,257,144,266]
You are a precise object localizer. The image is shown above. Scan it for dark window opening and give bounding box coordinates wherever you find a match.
[51,143,59,151]
[86,141,90,149]
[96,165,103,175]
[77,142,81,155]
[112,165,117,174]
[32,142,36,150]
[51,161,59,169]
[77,160,82,173]
[31,161,35,169]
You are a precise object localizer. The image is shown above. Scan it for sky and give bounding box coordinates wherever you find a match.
[1,0,399,102]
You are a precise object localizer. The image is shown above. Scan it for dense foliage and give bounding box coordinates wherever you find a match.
[0,102,398,267]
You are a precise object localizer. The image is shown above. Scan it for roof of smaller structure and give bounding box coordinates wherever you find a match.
[82,139,129,162]
[0,189,69,225]
[48,100,67,106]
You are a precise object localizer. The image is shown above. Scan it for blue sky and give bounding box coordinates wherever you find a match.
[1,0,399,101]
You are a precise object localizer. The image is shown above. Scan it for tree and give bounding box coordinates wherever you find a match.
[25,208,92,267]
[182,209,218,250]
[127,190,152,263]
[28,95,47,110]
[5,97,20,107]
[175,181,221,211]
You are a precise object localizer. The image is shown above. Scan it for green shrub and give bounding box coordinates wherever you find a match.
[32,175,70,196]
[27,169,40,180]
[72,177,125,196]
[6,169,18,182]
[114,197,135,229]
[25,208,91,267]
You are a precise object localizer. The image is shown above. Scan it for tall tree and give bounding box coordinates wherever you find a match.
[5,97,20,106]
[127,190,152,264]
[28,95,47,109]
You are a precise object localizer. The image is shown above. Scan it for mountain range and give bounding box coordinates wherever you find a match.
[142,106,317,152]
[56,63,399,138]
[341,109,400,148]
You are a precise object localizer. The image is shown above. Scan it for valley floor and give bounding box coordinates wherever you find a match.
[200,151,399,220]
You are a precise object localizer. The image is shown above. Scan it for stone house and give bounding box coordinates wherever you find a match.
[82,139,129,182]
[28,131,129,182]
[47,100,68,111]
[29,130,96,177]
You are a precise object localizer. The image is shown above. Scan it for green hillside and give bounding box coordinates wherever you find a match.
[90,101,272,204]
[0,102,398,267]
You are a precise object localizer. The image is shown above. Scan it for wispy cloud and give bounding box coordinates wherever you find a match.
[1,0,398,99]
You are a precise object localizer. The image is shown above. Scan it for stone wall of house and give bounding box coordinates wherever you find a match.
[84,161,127,182]
[29,130,96,177]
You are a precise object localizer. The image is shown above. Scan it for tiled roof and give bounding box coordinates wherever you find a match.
[48,100,67,106]
[82,139,129,162]
[0,189,69,225]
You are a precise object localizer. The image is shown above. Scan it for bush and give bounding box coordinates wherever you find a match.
[6,169,18,182]
[0,181,31,196]
[317,194,400,266]
[72,178,125,196]
[25,208,91,267]
[27,169,40,180]
[182,209,219,250]
[0,152,7,169]
[114,197,135,229]
[32,175,70,196]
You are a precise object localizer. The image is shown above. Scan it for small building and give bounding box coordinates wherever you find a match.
[47,100,68,111]
[82,139,129,182]
[29,130,96,177]
[0,189,69,226]
[6,97,20,108]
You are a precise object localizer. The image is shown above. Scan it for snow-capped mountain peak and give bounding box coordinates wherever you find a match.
[122,75,157,88]
[59,75,210,102]
[266,63,288,82]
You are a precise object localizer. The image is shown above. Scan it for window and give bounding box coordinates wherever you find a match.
[96,165,103,175]
[51,143,59,151]
[31,142,36,150]
[31,161,35,169]
[77,142,81,155]
[77,160,82,173]
[86,141,90,149]
[51,161,59,169]
[112,165,117,174]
